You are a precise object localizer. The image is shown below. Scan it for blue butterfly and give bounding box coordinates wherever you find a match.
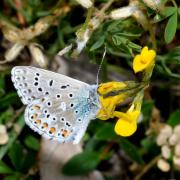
[11,66,101,144]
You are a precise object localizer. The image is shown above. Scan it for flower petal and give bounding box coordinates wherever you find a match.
[133,46,156,73]
[98,82,127,95]
[114,118,137,136]
[133,54,146,73]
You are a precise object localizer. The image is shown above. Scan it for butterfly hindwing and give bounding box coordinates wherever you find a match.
[11,66,101,143]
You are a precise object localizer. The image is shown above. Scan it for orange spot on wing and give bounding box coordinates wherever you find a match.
[49,127,56,134]
[31,113,38,119]
[32,105,41,110]
[43,123,48,128]
[35,119,41,124]
[61,129,70,137]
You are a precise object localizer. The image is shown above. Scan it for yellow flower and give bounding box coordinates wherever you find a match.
[133,46,156,73]
[97,94,126,120]
[114,109,140,137]
[98,82,127,95]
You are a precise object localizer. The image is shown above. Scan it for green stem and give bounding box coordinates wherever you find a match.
[82,7,94,31]
[171,0,177,8]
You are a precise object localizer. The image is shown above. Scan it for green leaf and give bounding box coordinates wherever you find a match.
[90,36,105,51]
[119,138,144,165]
[141,100,154,123]
[127,41,142,51]
[164,12,177,44]
[8,141,24,171]
[112,35,128,46]
[0,161,13,174]
[95,123,117,141]
[4,173,21,180]
[0,92,21,110]
[0,115,25,160]
[154,7,177,23]
[167,109,180,127]
[24,135,40,151]
[141,136,159,155]
[62,151,100,175]
[115,32,141,38]
[0,107,14,124]
[21,151,36,172]
[163,7,177,18]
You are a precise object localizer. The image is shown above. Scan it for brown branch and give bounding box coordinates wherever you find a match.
[134,155,161,180]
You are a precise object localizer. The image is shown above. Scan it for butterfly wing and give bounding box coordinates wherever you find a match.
[11,66,88,105]
[11,66,100,143]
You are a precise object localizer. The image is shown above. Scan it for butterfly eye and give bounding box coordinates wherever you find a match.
[36,73,40,76]
[34,77,38,81]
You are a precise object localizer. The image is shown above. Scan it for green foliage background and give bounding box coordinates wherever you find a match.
[0,0,180,179]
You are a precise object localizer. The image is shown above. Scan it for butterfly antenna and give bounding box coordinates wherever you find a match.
[96,45,107,85]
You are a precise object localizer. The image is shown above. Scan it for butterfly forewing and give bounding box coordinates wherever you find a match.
[11,66,101,143]
[11,66,88,104]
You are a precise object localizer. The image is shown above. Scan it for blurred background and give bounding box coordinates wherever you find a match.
[0,0,180,179]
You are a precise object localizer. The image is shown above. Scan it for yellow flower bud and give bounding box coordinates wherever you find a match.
[98,82,127,95]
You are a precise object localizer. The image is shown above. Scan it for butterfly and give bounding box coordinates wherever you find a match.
[11,66,101,144]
